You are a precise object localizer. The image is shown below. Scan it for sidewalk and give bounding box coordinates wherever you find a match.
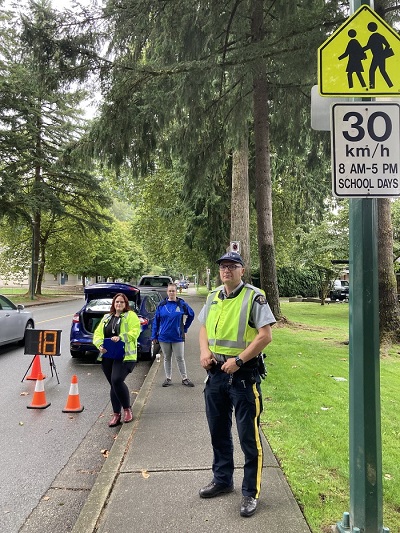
[71,294,311,533]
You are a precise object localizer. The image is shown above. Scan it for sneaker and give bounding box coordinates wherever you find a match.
[182,378,195,387]
[162,378,172,387]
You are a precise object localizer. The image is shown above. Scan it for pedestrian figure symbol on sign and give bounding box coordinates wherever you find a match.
[339,23,394,90]
[338,29,367,89]
[363,22,394,89]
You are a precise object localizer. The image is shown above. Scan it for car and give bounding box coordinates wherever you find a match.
[70,282,163,360]
[176,279,189,292]
[0,294,35,347]
[137,275,173,299]
[329,279,349,301]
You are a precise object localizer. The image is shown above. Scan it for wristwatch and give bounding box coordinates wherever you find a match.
[235,356,244,367]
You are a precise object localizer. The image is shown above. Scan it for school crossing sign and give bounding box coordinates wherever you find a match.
[332,102,400,197]
[318,5,400,96]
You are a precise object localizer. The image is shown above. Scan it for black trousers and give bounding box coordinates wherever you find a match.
[204,365,264,498]
[101,358,135,413]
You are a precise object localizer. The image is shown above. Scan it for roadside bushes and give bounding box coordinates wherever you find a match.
[252,267,320,298]
[277,267,320,297]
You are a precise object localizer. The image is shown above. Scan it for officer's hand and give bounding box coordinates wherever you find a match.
[200,350,216,370]
[221,358,239,374]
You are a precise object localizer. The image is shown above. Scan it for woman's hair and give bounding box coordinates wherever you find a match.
[110,293,130,314]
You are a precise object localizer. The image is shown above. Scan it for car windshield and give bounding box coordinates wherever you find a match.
[86,298,139,313]
[140,278,170,287]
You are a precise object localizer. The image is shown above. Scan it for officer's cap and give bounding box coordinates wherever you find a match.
[216,252,244,266]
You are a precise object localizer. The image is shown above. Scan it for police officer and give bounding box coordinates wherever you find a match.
[198,252,275,517]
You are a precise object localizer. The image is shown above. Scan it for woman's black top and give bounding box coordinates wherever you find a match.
[104,315,121,338]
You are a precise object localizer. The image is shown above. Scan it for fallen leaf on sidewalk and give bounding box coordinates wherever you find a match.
[141,470,150,479]
[101,449,109,458]
[20,392,29,396]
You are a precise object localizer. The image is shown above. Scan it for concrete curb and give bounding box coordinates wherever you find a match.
[22,296,83,308]
[71,358,161,533]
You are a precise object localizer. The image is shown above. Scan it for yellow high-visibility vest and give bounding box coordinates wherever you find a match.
[93,310,140,361]
[205,284,263,356]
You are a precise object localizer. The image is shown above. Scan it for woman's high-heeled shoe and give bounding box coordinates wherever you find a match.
[123,407,133,423]
[109,413,122,427]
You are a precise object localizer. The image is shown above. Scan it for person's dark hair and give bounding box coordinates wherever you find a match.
[110,293,130,314]
[168,283,177,289]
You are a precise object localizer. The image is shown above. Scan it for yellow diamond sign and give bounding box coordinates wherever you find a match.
[318,5,400,97]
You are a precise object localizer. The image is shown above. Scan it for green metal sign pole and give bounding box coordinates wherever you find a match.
[336,2,388,532]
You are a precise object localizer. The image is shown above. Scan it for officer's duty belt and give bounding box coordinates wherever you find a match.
[213,353,232,363]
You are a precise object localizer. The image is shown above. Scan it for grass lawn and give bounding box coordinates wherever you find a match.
[261,301,400,532]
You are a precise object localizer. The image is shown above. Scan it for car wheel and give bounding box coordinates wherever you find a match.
[18,320,34,346]
[139,351,152,361]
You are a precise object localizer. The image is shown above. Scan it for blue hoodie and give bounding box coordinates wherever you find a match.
[151,297,195,343]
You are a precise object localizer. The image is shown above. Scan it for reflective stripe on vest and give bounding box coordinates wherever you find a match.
[120,331,137,356]
[117,313,138,360]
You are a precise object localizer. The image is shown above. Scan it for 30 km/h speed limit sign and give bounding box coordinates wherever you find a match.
[331,102,400,197]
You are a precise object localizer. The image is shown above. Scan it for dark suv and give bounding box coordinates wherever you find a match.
[329,280,349,301]
[137,275,173,299]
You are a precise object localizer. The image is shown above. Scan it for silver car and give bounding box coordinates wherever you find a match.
[0,294,35,346]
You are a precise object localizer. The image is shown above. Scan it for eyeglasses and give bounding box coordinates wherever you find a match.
[219,264,242,271]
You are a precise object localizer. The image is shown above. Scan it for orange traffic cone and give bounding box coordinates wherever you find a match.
[27,372,51,409]
[62,375,84,413]
[26,354,46,380]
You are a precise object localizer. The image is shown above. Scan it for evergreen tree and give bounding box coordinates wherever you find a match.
[91,0,346,318]
[0,1,109,295]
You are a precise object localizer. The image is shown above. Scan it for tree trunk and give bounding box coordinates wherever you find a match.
[251,0,281,319]
[36,237,45,295]
[27,218,38,299]
[231,132,251,284]
[32,212,41,295]
[33,113,42,296]
[378,198,400,342]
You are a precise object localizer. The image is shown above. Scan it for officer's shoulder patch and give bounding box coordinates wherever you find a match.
[254,295,267,305]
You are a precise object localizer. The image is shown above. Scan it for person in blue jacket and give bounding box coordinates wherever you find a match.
[151,282,195,387]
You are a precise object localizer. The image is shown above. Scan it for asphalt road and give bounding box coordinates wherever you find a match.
[0,298,151,533]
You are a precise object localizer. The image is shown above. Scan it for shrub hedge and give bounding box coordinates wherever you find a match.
[251,266,320,298]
